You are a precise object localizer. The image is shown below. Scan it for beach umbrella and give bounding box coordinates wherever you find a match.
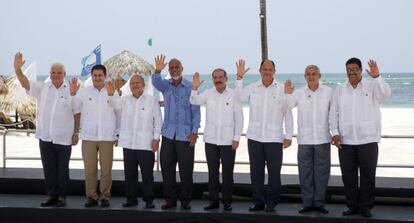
[103,50,154,80]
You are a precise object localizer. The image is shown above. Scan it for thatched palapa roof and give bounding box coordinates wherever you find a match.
[104,50,154,81]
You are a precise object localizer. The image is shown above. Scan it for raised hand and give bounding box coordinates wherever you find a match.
[192,72,204,90]
[106,80,115,96]
[154,54,167,73]
[366,59,380,78]
[284,79,294,94]
[14,52,26,70]
[69,77,80,96]
[236,59,250,80]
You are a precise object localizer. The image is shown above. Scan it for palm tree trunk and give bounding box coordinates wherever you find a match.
[259,0,268,61]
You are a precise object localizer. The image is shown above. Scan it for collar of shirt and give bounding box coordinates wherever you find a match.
[304,85,322,95]
[254,79,279,88]
[346,78,366,90]
[213,87,230,95]
[167,77,191,88]
[46,81,68,90]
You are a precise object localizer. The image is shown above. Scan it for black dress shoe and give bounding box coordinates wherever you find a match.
[181,203,191,210]
[145,202,155,209]
[100,199,110,207]
[161,201,177,210]
[223,204,232,211]
[122,200,138,207]
[84,198,99,207]
[56,196,66,207]
[40,197,58,207]
[204,202,219,211]
[360,208,372,217]
[265,203,276,212]
[298,206,314,214]
[249,203,265,212]
[314,206,329,214]
[342,208,359,216]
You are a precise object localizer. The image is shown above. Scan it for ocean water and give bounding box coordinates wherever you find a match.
[39,73,414,108]
[183,73,414,108]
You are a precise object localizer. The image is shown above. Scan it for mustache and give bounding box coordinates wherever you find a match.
[214,81,223,85]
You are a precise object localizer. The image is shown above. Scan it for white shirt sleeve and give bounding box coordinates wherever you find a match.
[284,107,293,140]
[190,89,208,105]
[234,80,250,102]
[153,98,162,140]
[373,76,391,101]
[71,89,83,115]
[108,94,122,112]
[329,87,340,136]
[285,92,298,109]
[28,81,44,98]
[233,97,244,142]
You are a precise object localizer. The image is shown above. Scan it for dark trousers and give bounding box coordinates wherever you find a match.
[298,143,331,208]
[339,143,378,210]
[248,139,283,206]
[123,148,155,203]
[205,143,236,205]
[39,139,72,197]
[160,136,194,204]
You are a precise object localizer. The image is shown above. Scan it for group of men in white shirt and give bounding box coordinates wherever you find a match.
[13,52,391,218]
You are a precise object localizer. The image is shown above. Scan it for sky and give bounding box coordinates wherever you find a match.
[1,0,414,76]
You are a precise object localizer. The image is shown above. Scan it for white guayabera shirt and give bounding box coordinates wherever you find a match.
[190,87,243,146]
[287,84,333,145]
[73,86,119,141]
[329,76,391,145]
[235,79,293,143]
[29,81,77,146]
[109,94,162,151]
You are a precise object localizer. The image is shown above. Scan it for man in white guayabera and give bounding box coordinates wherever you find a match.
[190,68,243,211]
[234,59,293,212]
[14,52,80,207]
[70,65,118,208]
[285,65,332,214]
[330,58,391,218]
[107,75,162,209]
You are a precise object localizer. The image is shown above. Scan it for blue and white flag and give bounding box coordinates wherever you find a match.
[81,44,101,76]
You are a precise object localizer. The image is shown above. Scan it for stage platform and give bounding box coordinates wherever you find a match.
[1,168,414,222]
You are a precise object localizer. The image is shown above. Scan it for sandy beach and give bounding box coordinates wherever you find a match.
[1,107,414,178]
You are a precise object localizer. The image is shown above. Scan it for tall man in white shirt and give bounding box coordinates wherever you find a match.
[70,64,119,208]
[14,52,80,207]
[285,65,332,214]
[107,75,162,209]
[235,59,293,212]
[190,69,243,211]
[330,58,391,218]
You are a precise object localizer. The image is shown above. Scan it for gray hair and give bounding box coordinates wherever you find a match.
[129,74,145,87]
[50,63,66,72]
[305,65,320,74]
